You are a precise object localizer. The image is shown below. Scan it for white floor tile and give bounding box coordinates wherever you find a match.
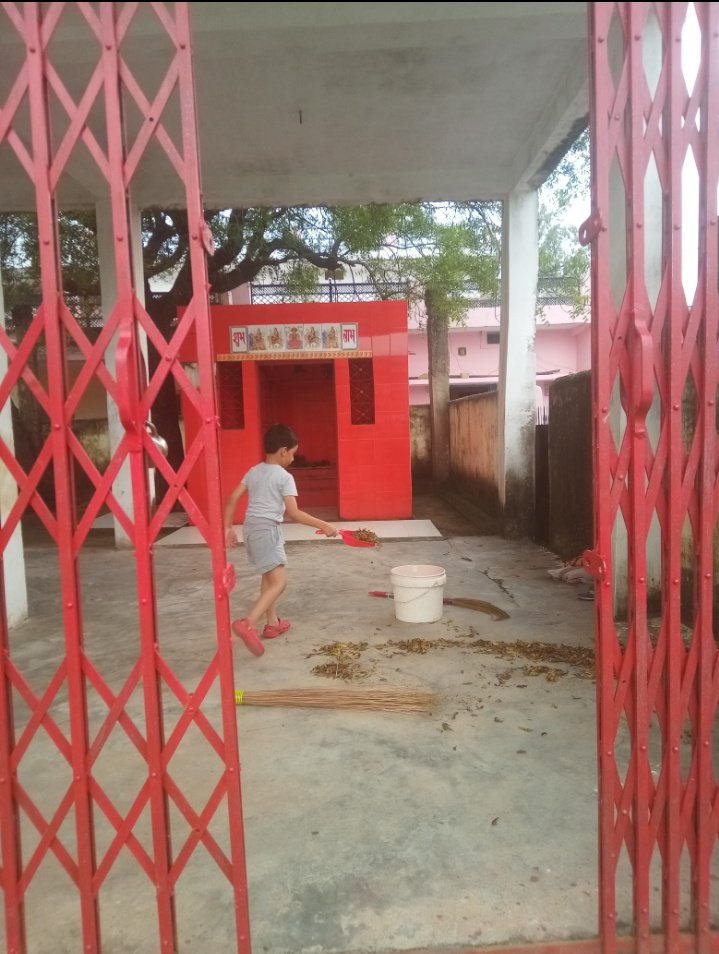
[155,519,441,547]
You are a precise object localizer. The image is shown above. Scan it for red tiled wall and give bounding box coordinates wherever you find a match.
[334,303,412,519]
[178,301,412,522]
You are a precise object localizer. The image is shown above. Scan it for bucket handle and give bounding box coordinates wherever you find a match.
[392,579,446,604]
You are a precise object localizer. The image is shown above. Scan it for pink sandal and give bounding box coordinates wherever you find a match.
[262,618,291,640]
[232,618,265,656]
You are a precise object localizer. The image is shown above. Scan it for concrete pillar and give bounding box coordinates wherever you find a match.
[498,188,539,537]
[0,263,28,625]
[230,284,251,305]
[96,200,154,547]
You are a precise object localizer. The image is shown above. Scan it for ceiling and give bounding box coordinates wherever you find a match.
[0,2,588,211]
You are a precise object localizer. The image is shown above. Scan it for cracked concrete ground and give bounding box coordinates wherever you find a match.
[6,496,610,953]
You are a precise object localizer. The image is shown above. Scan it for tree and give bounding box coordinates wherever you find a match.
[352,203,503,484]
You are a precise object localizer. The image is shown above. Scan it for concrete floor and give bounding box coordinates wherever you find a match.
[7,497,606,953]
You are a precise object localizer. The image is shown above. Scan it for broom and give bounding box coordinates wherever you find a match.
[234,686,436,713]
[368,590,510,621]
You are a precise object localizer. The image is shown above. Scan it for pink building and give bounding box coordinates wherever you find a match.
[408,298,591,416]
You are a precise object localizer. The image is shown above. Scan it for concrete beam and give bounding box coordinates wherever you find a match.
[0,4,589,211]
[511,48,588,192]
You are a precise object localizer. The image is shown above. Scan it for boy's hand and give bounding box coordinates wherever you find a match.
[321,522,339,538]
[225,527,239,548]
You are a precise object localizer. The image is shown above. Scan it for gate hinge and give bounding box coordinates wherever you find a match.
[578,210,604,247]
[583,549,606,581]
[222,563,236,594]
[201,222,216,256]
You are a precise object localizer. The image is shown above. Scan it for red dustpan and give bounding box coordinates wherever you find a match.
[315,529,377,548]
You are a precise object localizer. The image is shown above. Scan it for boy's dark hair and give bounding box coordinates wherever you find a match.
[264,423,299,454]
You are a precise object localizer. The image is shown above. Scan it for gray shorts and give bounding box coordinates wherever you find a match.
[242,517,287,574]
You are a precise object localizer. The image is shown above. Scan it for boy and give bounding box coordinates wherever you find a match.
[224,423,338,657]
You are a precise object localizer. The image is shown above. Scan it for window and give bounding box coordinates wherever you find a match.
[486,331,500,345]
[216,362,245,428]
[349,358,375,425]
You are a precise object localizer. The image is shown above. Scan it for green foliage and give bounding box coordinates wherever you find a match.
[1,132,590,324]
[542,129,590,208]
[0,213,39,309]
[537,129,590,315]
[337,201,503,326]
[267,260,320,302]
[0,210,102,326]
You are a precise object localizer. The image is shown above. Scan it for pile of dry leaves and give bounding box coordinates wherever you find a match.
[308,635,595,682]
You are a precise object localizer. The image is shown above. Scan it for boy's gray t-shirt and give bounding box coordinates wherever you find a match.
[241,462,298,522]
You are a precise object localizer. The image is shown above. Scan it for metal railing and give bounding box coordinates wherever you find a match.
[250,280,409,304]
[250,275,584,308]
[2,276,585,334]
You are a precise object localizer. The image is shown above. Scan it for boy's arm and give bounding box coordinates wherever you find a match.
[224,482,247,547]
[283,495,338,536]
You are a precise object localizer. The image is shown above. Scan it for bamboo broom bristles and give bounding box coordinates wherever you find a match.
[235,687,436,713]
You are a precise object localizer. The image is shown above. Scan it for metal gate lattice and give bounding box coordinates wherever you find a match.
[0,4,250,952]
[587,3,719,952]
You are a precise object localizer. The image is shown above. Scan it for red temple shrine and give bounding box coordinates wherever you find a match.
[179,300,413,522]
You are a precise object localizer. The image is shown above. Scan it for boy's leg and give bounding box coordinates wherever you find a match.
[260,571,283,626]
[247,566,287,627]
[258,573,273,623]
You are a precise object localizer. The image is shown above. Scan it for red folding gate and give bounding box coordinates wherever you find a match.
[0,4,250,952]
[1,2,718,953]
[586,3,719,952]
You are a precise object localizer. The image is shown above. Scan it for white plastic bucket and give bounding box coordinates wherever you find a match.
[390,564,447,623]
